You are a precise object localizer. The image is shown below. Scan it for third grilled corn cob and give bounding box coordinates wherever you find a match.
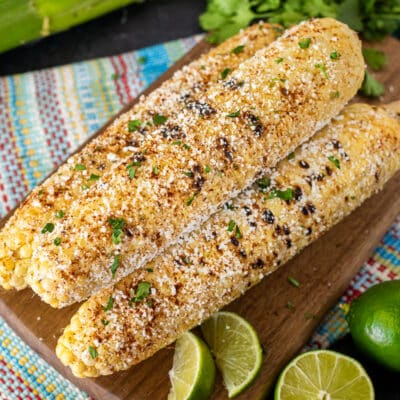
[57,102,400,377]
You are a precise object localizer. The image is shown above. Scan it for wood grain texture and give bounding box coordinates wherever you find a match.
[1,36,399,400]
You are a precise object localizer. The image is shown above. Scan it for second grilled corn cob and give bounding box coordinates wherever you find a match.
[56,103,400,377]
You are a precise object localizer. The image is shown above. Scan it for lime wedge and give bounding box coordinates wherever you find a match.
[201,311,263,398]
[168,331,216,400]
[275,350,374,400]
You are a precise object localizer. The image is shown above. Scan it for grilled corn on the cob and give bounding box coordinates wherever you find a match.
[57,103,400,377]
[0,22,281,291]
[5,19,364,307]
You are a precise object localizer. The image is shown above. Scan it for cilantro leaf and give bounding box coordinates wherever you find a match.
[359,71,385,97]
[337,0,363,31]
[266,188,294,201]
[328,156,340,169]
[111,254,121,278]
[103,296,114,312]
[108,217,126,244]
[130,281,151,303]
[88,346,98,359]
[362,48,388,71]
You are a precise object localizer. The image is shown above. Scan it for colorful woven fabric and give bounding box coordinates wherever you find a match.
[0,34,399,399]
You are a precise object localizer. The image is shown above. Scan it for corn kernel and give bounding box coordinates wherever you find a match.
[17,244,32,259]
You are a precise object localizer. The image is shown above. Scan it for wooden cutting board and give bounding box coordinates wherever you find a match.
[1,36,400,400]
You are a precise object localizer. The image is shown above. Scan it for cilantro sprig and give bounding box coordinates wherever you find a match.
[199,0,400,43]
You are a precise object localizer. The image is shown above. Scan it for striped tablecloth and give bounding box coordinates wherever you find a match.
[0,34,399,399]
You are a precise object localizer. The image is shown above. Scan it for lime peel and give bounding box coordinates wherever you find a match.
[168,331,215,400]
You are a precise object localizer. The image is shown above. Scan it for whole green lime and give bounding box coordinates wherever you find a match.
[347,280,400,372]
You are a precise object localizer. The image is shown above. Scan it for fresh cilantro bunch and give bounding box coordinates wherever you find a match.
[200,0,400,43]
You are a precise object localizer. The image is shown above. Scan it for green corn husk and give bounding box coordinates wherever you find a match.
[0,0,144,54]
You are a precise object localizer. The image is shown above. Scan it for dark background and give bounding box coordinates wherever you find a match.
[0,1,398,399]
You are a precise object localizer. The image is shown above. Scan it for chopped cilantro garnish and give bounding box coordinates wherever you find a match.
[183,171,194,178]
[235,225,242,239]
[152,165,159,175]
[172,140,182,145]
[256,177,271,191]
[183,143,191,150]
[231,45,245,54]
[74,164,86,171]
[103,296,114,311]
[38,189,43,195]
[186,193,197,206]
[82,184,88,191]
[152,114,168,126]
[315,63,329,79]
[108,217,126,245]
[362,48,387,71]
[101,319,109,326]
[89,174,100,181]
[288,276,301,288]
[146,268,153,273]
[205,165,211,173]
[359,71,384,97]
[127,164,136,179]
[298,38,311,49]
[286,301,295,310]
[41,223,54,234]
[88,346,98,359]
[275,57,284,63]
[128,119,142,132]
[328,156,340,169]
[54,237,61,246]
[330,90,340,99]
[330,50,340,60]
[226,110,240,118]
[221,68,231,79]
[111,254,121,278]
[267,188,293,201]
[55,210,65,219]
[130,281,151,303]
[287,152,295,160]
[227,219,235,232]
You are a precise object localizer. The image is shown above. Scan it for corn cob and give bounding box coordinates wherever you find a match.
[7,18,364,307]
[56,103,400,377]
[0,22,280,291]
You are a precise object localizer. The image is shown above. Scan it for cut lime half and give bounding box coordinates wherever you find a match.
[168,331,216,400]
[275,350,374,400]
[201,311,263,398]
